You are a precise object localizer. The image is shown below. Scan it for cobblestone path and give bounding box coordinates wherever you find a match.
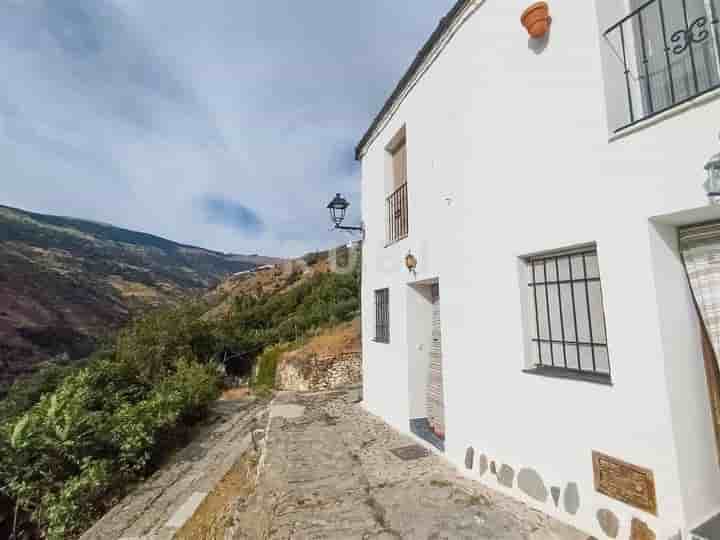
[229,388,590,540]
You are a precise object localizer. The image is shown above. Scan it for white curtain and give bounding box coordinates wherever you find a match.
[680,223,720,369]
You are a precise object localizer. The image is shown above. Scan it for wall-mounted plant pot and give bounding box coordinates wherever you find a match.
[521,2,551,39]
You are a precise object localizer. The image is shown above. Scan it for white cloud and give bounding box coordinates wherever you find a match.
[0,0,454,256]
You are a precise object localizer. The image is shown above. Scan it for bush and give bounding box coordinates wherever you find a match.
[0,355,221,540]
[251,344,293,390]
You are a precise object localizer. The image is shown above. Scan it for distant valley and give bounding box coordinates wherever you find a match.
[0,204,282,391]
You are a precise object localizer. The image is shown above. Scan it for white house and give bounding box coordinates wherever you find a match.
[356,0,720,538]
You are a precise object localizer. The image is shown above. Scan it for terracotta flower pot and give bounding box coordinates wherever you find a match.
[521,2,551,39]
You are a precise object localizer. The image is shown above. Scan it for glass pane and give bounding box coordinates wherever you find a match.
[551,343,565,367]
[579,345,596,371]
[584,253,600,279]
[539,341,552,366]
[559,283,577,341]
[547,283,562,340]
[588,282,608,343]
[565,344,580,370]
[570,255,585,279]
[545,259,557,282]
[573,282,590,342]
[532,261,545,284]
[557,256,570,281]
[533,285,549,340]
[595,347,611,375]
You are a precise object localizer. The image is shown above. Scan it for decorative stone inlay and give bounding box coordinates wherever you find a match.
[550,487,561,507]
[596,509,619,538]
[465,447,475,470]
[478,454,489,476]
[592,451,657,515]
[563,482,580,515]
[498,465,515,488]
[390,445,430,461]
[630,518,656,540]
[517,468,548,503]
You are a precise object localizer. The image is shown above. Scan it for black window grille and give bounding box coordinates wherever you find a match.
[375,288,390,343]
[604,0,720,132]
[526,248,611,379]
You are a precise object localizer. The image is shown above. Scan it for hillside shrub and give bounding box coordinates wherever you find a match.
[0,354,220,539]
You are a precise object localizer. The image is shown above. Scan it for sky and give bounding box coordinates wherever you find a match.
[0,1,454,257]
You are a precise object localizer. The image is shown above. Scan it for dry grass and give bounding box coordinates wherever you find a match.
[220,387,251,401]
[175,451,258,540]
[280,318,361,365]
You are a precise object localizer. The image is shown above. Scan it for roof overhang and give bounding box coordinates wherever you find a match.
[354,0,478,161]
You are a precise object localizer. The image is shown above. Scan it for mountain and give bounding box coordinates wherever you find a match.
[0,204,283,391]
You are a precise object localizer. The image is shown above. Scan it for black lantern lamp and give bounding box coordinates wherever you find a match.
[327,193,363,232]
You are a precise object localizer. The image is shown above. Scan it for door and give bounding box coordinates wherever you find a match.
[427,283,445,439]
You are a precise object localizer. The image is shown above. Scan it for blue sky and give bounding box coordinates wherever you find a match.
[0,1,453,256]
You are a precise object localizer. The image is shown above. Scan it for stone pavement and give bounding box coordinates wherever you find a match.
[229,388,591,540]
[80,396,268,540]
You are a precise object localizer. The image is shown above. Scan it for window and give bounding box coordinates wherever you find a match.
[374,288,390,343]
[386,128,408,244]
[603,0,720,132]
[524,246,611,382]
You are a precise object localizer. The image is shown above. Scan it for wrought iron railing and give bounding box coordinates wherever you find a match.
[604,0,720,132]
[386,182,408,245]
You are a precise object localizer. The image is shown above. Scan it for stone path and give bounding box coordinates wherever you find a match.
[229,388,591,540]
[80,396,268,540]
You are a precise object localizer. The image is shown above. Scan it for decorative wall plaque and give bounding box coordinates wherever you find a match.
[592,451,657,515]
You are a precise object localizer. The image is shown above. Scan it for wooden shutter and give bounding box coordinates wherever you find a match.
[391,142,407,190]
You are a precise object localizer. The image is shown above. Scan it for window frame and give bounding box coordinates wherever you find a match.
[521,245,613,385]
[374,288,390,344]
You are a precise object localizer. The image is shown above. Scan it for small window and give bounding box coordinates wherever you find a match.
[374,288,390,343]
[523,246,611,382]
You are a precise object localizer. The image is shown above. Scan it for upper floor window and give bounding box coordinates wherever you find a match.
[386,127,409,245]
[603,0,720,132]
[523,246,611,383]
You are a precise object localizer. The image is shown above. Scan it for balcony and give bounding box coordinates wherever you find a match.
[603,0,720,132]
[386,182,408,245]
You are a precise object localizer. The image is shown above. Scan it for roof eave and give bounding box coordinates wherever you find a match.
[354,0,472,161]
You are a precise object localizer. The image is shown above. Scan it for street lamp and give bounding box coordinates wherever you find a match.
[705,145,720,205]
[327,193,363,232]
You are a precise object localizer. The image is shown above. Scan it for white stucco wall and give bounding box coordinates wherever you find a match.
[359,0,720,538]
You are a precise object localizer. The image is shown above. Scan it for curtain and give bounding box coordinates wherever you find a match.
[680,222,720,462]
[680,223,720,370]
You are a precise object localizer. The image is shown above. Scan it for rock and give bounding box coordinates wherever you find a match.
[596,509,619,538]
[498,465,515,488]
[465,447,475,470]
[563,482,580,515]
[517,468,548,503]
[478,454,489,476]
[550,487,561,507]
[630,518,655,540]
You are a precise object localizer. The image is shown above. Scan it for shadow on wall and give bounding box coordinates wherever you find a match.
[528,25,551,54]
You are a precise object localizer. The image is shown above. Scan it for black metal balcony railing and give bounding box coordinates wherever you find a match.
[386,182,408,245]
[604,0,720,132]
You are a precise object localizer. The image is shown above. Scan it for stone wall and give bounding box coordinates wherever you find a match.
[276,351,362,392]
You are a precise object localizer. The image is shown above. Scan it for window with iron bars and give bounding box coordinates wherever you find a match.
[524,247,611,381]
[374,288,390,343]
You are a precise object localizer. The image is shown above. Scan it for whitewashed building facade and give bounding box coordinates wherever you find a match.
[356,0,720,538]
